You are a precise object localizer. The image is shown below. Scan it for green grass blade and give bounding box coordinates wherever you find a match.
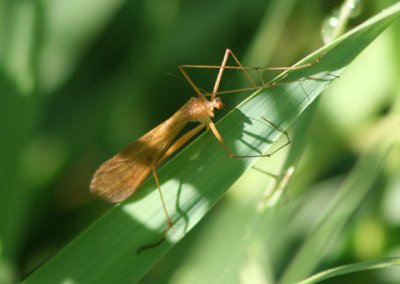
[23,3,400,283]
[297,257,400,284]
[279,137,397,284]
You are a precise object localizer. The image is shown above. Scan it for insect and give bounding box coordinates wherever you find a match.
[90,49,322,251]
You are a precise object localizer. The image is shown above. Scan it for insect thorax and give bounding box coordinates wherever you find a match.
[185,97,215,123]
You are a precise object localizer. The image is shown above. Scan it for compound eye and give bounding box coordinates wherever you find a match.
[214,97,224,109]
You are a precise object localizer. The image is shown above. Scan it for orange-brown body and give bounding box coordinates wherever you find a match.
[90,96,223,202]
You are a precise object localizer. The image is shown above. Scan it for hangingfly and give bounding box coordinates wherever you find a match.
[90,49,322,251]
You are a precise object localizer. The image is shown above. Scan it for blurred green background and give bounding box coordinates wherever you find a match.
[1,0,399,283]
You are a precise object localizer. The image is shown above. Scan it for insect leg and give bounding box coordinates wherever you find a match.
[179,50,328,98]
[209,49,257,100]
[158,123,206,164]
[137,123,206,253]
[207,120,234,158]
[254,53,324,72]
[137,167,172,253]
[178,65,207,100]
[179,49,258,100]
[208,119,290,159]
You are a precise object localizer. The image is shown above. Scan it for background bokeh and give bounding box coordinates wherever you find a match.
[1,0,399,283]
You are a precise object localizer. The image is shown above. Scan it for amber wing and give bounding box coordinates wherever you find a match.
[90,142,154,202]
[90,113,189,203]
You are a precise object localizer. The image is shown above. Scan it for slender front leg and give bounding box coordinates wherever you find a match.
[208,118,291,159]
[179,49,258,100]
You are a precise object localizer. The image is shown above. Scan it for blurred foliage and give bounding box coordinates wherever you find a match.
[0,0,399,283]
